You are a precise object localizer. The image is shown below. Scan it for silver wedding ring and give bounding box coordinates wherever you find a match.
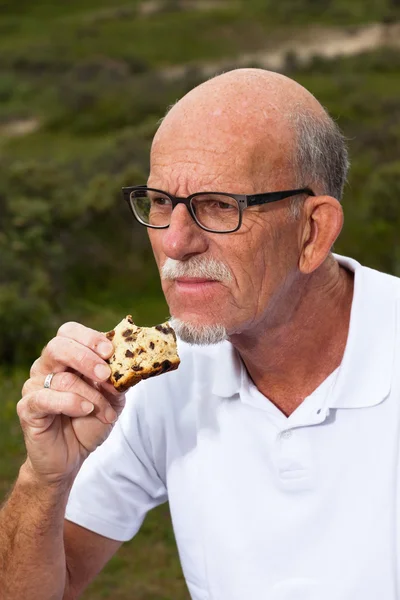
[43,373,55,389]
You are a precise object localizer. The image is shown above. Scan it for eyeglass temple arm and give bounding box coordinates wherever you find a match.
[246,188,315,207]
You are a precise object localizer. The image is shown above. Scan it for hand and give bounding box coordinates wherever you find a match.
[17,322,126,486]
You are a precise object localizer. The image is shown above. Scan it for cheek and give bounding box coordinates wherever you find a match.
[148,230,163,267]
[230,220,298,302]
[160,279,171,299]
[228,220,274,281]
[221,242,270,309]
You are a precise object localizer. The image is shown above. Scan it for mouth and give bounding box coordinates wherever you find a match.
[171,277,223,295]
[175,277,219,286]
[175,277,216,283]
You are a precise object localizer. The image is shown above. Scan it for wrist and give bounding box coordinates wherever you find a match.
[19,460,75,497]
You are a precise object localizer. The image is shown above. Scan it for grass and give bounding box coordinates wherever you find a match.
[0,0,399,127]
[0,7,275,70]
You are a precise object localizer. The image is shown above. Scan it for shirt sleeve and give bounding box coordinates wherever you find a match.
[64,386,168,542]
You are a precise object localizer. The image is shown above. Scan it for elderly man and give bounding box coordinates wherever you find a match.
[1,68,399,600]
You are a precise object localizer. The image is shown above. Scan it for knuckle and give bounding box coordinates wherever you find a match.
[58,321,103,353]
[16,398,26,419]
[90,387,107,408]
[76,381,105,411]
[17,394,34,421]
[21,378,34,397]
[76,379,101,406]
[90,333,107,352]
[36,388,60,413]
[44,337,59,362]
[75,347,93,370]
[40,342,50,358]
[57,371,79,392]
[55,391,79,413]
[30,358,42,378]
[57,321,79,337]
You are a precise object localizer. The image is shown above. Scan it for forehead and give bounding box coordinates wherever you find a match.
[149,98,295,195]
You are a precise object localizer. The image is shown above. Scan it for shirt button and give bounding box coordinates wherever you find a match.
[280,430,293,440]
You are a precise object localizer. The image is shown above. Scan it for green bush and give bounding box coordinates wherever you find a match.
[0,156,152,364]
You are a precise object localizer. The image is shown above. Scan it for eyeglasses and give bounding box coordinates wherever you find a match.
[122,185,315,234]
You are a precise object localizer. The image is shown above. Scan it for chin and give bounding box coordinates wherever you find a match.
[169,316,228,346]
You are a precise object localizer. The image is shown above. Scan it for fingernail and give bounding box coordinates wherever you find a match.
[81,401,94,414]
[94,363,111,381]
[105,406,117,423]
[98,341,113,358]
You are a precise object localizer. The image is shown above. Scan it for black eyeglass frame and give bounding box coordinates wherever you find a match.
[122,185,315,234]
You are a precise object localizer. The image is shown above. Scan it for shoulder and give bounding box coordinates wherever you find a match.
[360,264,400,306]
[361,262,400,291]
[336,253,400,299]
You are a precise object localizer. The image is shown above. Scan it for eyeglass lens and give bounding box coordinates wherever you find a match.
[131,189,240,232]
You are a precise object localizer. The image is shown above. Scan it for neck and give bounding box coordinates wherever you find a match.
[229,256,354,417]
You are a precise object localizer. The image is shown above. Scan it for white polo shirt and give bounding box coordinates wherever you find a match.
[66,255,400,600]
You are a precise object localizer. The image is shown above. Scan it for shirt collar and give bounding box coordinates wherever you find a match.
[211,341,242,398]
[212,254,398,409]
[327,254,398,409]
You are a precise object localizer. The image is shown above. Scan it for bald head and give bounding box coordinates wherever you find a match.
[162,68,326,128]
[150,68,348,201]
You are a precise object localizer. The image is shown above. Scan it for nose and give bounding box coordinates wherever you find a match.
[159,203,209,261]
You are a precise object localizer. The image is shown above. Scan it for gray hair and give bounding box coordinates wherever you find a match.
[157,99,350,220]
[289,109,350,218]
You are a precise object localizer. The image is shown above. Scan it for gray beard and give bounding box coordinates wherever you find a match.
[169,317,228,345]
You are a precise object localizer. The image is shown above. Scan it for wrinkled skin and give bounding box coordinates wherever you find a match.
[148,68,353,415]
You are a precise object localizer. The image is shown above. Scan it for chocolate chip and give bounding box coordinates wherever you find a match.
[127,316,133,324]
[114,372,123,381]
[132,365,143,371]
[149,341,155,350]
[105,330,115,340]
[153,362,160,368]
[155,324,174,336]
[122,329,133,337]
[161,359,172,372]
[125,350,134,358]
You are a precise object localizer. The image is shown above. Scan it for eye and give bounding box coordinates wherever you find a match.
[215,200,234,210]
[150,196,171,207]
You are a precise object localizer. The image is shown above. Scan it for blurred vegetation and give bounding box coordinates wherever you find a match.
[1,0,400,598]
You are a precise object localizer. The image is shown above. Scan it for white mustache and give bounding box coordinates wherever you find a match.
[161,257,232,282]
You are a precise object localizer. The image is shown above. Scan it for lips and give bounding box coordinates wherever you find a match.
[173,278,221,294]
[175,277,217,284]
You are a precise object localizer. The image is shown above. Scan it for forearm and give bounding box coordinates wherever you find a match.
[0,461,72,600]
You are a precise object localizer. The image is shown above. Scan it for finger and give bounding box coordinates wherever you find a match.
[57,321,114,359]
[91,379,126,415]
[17,389,97,426]
[50,371,119,424]
[27,372,118,425]
[35,336,112,384]
[31,321,114,378]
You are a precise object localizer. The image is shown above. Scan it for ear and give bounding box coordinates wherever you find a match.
[298,195,343,274]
